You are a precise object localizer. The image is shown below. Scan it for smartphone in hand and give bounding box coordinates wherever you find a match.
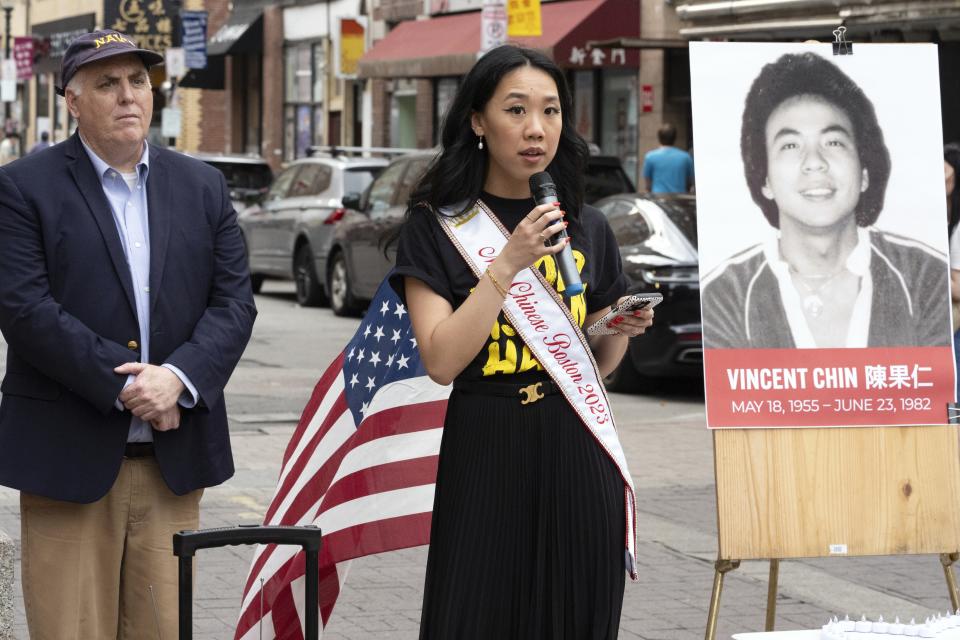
[586,293,663,336]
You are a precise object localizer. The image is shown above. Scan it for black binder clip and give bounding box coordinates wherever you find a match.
[947,403,960,425]
[832,26,852,55]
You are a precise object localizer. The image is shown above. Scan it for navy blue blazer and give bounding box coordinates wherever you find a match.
[0,133,257,503]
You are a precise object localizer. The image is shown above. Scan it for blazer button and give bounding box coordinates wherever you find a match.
[127,340,139,350]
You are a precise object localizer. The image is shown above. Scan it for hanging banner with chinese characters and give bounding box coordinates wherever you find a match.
[12,37,33,80]
[336,17,365,79]
[507,0,541,37]
[103,0,176,56]
[180,10,207,70]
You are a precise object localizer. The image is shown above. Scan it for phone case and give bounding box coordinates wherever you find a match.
[586,293,662,336]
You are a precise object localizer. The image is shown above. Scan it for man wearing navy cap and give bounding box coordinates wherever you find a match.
[0,30,256,638]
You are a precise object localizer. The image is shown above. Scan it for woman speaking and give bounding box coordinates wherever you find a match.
[388,45,652,638]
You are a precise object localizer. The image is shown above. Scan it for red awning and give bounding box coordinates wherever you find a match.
[358,0,639,78]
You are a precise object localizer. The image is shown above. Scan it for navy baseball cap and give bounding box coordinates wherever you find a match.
[56,30,164,96]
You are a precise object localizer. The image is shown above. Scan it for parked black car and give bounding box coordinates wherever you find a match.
[592,193,702,390]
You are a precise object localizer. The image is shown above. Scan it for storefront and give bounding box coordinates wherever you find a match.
[30,14,96,144]
[358,0,640,175]
[281,0,363,160]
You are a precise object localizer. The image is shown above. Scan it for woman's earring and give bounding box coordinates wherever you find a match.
[478,134,484,150]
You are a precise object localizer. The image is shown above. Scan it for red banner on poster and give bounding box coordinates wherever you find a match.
[704,346,956,428]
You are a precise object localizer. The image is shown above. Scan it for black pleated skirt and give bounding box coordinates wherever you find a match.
[419,385,626,639]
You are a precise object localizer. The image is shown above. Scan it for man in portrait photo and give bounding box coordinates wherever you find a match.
[699,51,951,350]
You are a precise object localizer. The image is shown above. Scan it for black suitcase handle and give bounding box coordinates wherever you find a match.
[173,525,323,640]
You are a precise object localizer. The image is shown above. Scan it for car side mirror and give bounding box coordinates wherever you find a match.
[341,191,362,211]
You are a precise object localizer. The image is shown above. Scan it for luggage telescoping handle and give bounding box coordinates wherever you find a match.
[173,525,323,640]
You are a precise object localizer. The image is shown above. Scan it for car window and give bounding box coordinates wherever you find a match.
[267,166,300,202]
[394,158,431,210]
[595,198,631,218]
[608,205,652,246]
[584,162,635,204]
[288,164,331,198]
[367,161,408,217]
[343,166,384,198]
[652,198,698,248]
[205,161,274,191]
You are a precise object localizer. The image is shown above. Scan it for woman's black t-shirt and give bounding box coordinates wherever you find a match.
[389,191,628,383]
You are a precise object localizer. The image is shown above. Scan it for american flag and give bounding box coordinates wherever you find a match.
[234,278,449,640]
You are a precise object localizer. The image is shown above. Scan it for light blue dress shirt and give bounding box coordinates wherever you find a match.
[80,137,198,443]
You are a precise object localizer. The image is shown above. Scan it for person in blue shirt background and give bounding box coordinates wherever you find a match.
[642,123,694,193]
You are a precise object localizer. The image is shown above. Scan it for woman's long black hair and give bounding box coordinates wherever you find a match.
[408,44,590,218]
[946,142,960,236]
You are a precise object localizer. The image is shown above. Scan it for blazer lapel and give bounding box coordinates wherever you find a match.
[65,134,138,319]
[146,145,170,316]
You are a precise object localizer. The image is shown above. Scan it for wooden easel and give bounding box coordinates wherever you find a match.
[706,425,960,640]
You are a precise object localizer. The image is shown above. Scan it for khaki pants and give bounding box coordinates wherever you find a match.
[20,457,202,640]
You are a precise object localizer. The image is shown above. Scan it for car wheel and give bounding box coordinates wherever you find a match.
[328,251,361,317]
[250,273,264,294]
[604,354,643,393]
[294,244,327,307]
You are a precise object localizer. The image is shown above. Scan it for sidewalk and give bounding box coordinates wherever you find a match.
[2,287,960,637]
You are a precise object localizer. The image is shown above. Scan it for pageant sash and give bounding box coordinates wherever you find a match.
[437,200,639,580]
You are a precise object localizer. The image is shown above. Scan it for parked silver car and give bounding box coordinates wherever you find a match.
[239,154,388,306]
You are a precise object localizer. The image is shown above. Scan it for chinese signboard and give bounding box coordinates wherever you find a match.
[337,17,366,79]
[507,0,541,37]
[104,0,176,55]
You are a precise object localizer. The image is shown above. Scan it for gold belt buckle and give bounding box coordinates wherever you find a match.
[519,382,544,405]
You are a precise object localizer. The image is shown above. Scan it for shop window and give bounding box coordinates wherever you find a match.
[600,70,638,184]
[573,70,595,143]
[433,77,458,144]
[284,41,325,160]
[390,79,417,149]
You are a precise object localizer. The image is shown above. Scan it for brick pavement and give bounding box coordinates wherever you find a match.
[3,293,960,638]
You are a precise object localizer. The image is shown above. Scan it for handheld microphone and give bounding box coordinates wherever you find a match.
[528,171,584,297]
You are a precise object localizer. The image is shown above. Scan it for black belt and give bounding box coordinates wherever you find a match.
[124,442,155,458]
[453,379,561,405]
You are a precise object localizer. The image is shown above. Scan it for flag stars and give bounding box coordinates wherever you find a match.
[357,348,365,362]
[386,354,395,367]
[373,326,385,341]
[349,373,359,388]
[391,329,401,344]
[394,303,406,319]
[347,347,355,361]
[409,337,418,349]
[397,354,410,370]
[366,376,376,391]
[380,300,390,315]
[363,324,372,338]
[360,401,369,416]
[369,351,381,366]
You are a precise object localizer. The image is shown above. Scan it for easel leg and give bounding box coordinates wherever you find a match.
[705,559,740,640]
[765,559,780,631]
[940,552,960,612]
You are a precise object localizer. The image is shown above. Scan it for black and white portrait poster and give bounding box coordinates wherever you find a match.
[690,42,955,428]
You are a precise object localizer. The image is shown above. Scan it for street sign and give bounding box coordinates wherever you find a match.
[1,59,16,103]
[13,38,34,80]
[162,107,182,139]
[480,0,507,54]
[165,47,186,78]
